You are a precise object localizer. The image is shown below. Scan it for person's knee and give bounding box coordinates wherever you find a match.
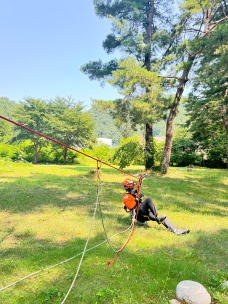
[146,197,153,204]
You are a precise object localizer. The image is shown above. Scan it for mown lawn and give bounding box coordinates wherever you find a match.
[0,160,228,303]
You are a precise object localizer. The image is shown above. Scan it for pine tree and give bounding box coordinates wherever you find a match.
[186,20,228,169]
[157,0,228,173]
[81,0,176,169]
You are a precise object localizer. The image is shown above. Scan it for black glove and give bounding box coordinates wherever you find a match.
[124,206,127,211]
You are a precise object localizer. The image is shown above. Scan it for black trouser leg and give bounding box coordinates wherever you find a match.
[138,197,158,221]
[162,218,176,232]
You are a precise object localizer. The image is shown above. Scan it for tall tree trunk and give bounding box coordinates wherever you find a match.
[63,147,68,165]
[144,0,155,169]
[221,88,228,170]
[34,139,38,164]
[145,0,154,71]
[163,55,193,173]
[145,123,154,169]
[162,9,213,174]
[33,138,43,164]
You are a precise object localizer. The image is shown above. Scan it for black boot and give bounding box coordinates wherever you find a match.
[155,214,166,224]
[174,228,190,235]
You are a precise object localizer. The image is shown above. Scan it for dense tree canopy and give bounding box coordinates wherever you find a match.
[0,97,16,142]
[81,0,176,169]
[12,98,50,164]
[186,20,228,168]
[46,97,96,164]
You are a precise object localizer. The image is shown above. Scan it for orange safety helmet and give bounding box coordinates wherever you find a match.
[122,179,135,188]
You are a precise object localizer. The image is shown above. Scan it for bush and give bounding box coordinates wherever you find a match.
[112,135,144,169]
[0,141,80,164]
[78,144,117,166]
[168,127,201,167]
[0,143,20,160]
[204,144,227,169]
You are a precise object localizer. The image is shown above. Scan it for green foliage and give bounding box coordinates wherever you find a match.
[107,57,164,119]
[12,97,50,163]
[47,96,96,164]
[154,103,188,136]
[89,108,124,146]
[80,59,119,84]
[82,0,176,170]
[95,285,118,304]
[209,272,228,304]
[185,21,228,168]
[0,143,21,161]
[0,97,16,142]
[0,120,13,143]
[1,163,228,303]
[79,143,117,165]
[94,57,168,135]
[92,0,175,64]
[170,127,201,166]
[209,272,228,290]
[204,137,227,169]
[37,286,64,303]
[112,135,145,169]
[5,96,95,164]
[0,97,16,117]
[0,140,80,164]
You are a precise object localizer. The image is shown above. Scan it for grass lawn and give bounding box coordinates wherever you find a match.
[0,160,228,303]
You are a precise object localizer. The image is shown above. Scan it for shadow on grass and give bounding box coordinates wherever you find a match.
[0,228,228,304]
[0,166,227,221]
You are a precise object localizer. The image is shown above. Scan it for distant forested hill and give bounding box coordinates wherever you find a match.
[88,108,124,146]
[0,97,187,146]
[89,105,187,145]
[154,104,187,136]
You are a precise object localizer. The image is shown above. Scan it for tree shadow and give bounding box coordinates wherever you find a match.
[0,167,227,220]
[0,228,228,303]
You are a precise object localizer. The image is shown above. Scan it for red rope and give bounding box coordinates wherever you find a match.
[106,147,171,269]
[0,115,139,180]
[0,115,172,269]
[106,181,142,270]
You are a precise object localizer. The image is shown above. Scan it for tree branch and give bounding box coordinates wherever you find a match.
[210,15,228,25]
[158,75,181,79]
[156,12,176,28]
[183,28,206,33]
[190,47,205,60]
[209,7,220,23]
[223,0,228,12]
[159,16,190,68]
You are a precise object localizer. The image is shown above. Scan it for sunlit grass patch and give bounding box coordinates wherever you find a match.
[0,162,228,303]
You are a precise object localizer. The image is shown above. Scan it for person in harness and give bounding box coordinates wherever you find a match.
[122,179,190,236]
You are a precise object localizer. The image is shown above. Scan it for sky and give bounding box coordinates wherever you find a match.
[0,0,122,108]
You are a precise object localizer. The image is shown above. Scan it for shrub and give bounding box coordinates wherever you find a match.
[112,135,144,169]
[78,144,116,165]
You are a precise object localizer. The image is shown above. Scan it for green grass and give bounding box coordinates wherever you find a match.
[0,160,228,303]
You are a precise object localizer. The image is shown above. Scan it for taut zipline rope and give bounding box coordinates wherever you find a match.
[0,115,140,180]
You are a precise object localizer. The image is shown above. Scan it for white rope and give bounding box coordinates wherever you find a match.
[60,180,101,304]
[98,179,135,253]
[0,221,134,293]
[0,183,135,295]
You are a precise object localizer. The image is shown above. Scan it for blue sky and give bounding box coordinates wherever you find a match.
[0,0,121,108]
